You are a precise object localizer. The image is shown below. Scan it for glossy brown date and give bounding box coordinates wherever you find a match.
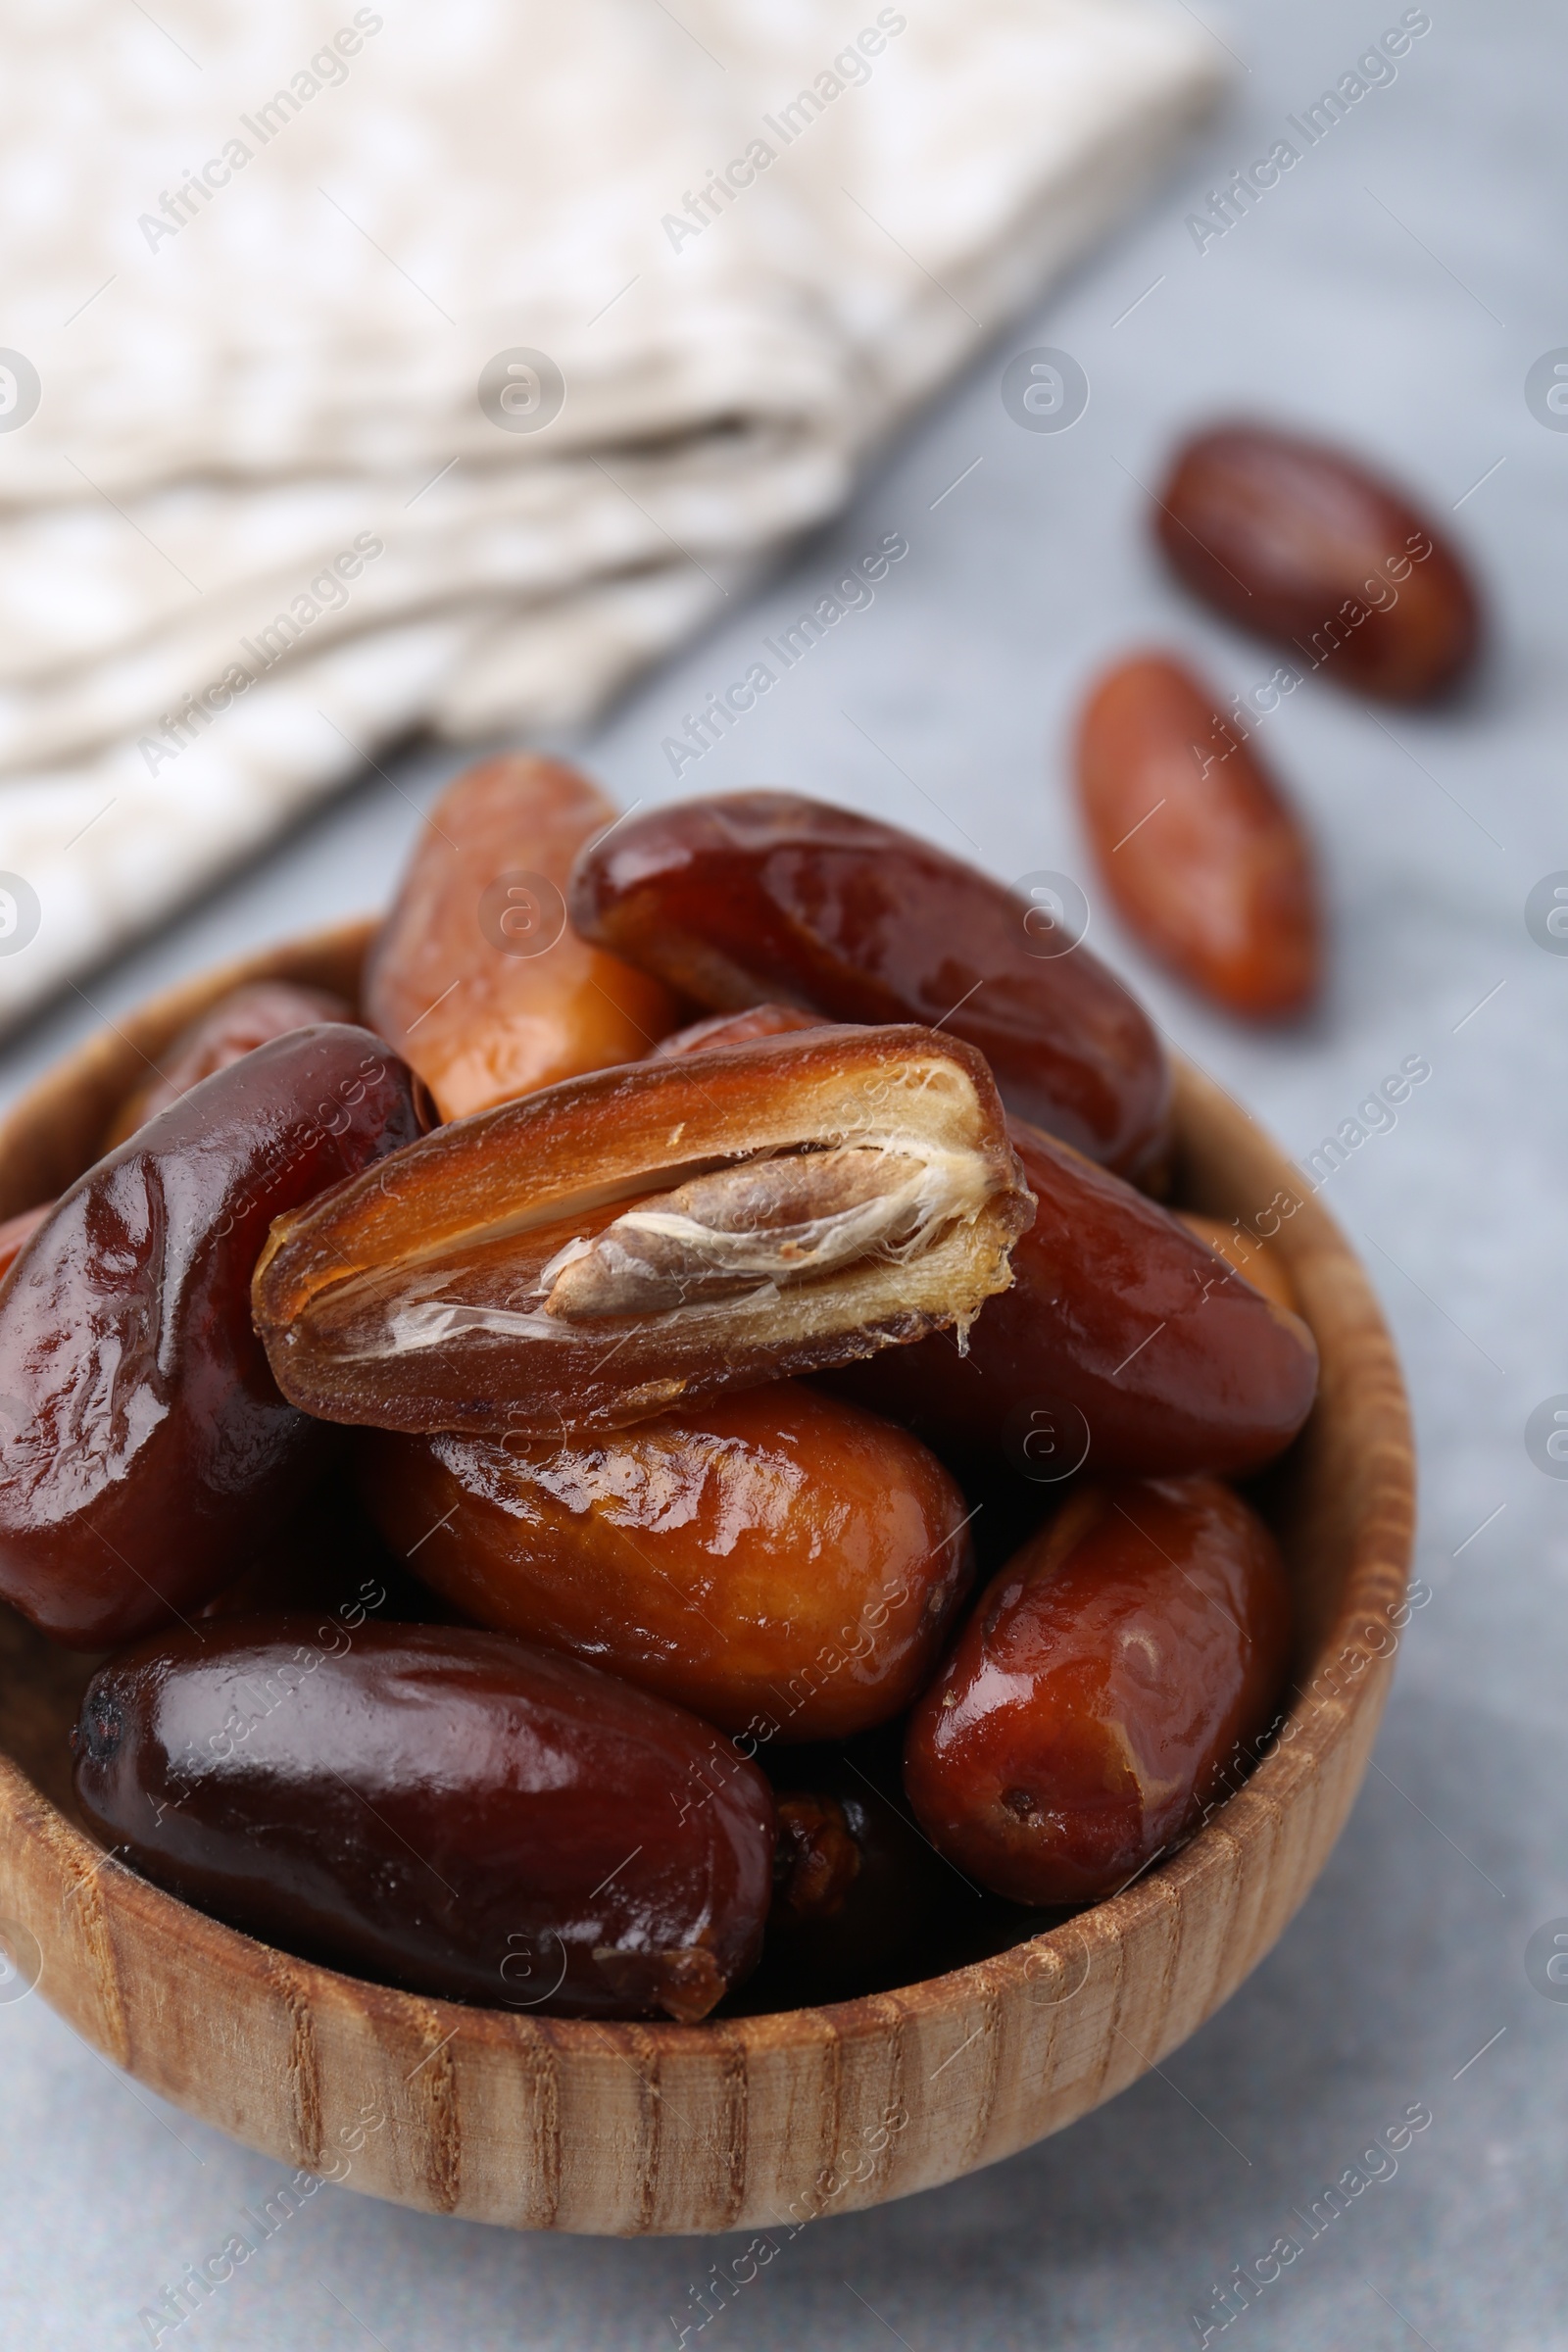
[1176,1211,1297,1314]
[567,792,1172,1185]
[254,1024,1033,1438]
[0,1026,423,1649]
[1155,423,1480,703]
[104,979,354,1148]
[1075,654,1321,1019]
[358,1380,974,1740]
[72,1621,774,2020]
[904,1476,1291,1905]
[829,1116,1317,1479]
[363,754,679,1120]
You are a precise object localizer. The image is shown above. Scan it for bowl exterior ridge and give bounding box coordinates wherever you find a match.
[0,929,1414,2234]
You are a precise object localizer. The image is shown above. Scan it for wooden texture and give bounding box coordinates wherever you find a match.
[0,926,1414,2235]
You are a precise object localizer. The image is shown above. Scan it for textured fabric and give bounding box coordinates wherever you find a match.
[0,0,1220,1023]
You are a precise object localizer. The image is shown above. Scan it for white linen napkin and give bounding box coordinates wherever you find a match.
[0,0,1223,1024]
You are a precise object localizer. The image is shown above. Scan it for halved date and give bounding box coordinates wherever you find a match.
[72,1620,774,2020]
[253,1025,1034,1437]
[828,1115,1317,1478]
[359,1380,974,1739]
[904,1476,1291,1905]
[567,792,1172,1184]
[0,1026,423,1649]
[363,754,679,1120]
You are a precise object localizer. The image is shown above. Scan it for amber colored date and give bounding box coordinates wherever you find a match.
[904,1477,1291,1905]
[359,1380,974,1740]
[829,1115,1316,1480]
[73,1621,774,2020]
[0,1026,423,1649]
[104,979,354,1149]
[1075,654,1321,1019]
[253,1024,1033,1438]
[568,792,1172,1184]
[363,755,679,1120]
[1155,423,1480,703]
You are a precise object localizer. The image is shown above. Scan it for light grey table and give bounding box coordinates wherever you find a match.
[2,2,1564,2344]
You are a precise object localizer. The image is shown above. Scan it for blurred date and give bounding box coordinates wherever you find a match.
[1075,653,1321,1020]
[104,978,354,1149]
[1155,422,1479,702]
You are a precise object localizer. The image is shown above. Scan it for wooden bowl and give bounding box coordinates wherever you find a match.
[0,923,1413,2235]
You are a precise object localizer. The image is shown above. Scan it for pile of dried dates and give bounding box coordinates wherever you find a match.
[0,741,1327,2026]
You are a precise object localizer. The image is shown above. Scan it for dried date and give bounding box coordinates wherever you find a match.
[1155,422,1479,702]
[363,755,679,1119]
[73,1620,774,2020]
[828,1115,1317,1478]
[0,1202,51,1288]
[904,1476,1291,1904]
[359,1379,974,1739]
[1075,653,1321,1019]
[254,1024,1034,1437]
[0,1026,423,1648]
[105,979,354,1148]
[567,792,1172,1184]
[749,1756,955,2005]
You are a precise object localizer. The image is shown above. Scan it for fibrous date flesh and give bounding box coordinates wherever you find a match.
[254,1024,1034,1438]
